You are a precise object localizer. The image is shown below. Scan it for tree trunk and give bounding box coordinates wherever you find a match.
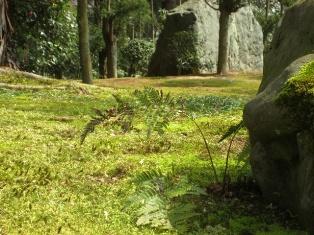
[0,0,13,66]
[103,0,117,78]
[54,67,63,79]
[105,18,117,78]
[99,48,107,78]
[279,0,284,16]
[162,0,177,10]
[94,0,106,78]
[217,10,230,75]
[77,0,93,84]
[151,0,155,41]
[265,0,270,20]
[98,49,107,78]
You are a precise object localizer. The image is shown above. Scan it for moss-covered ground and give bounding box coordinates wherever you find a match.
[0,71,307,234]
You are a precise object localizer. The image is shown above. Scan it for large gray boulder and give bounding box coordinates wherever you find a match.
[245,54,314,234]
[260,0,314,91]
[148,0,263,76]
[244,0,314,232]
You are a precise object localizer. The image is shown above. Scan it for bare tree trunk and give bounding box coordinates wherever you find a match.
[163,0,177,10]
[265,0,270,20]
[0,0,13,66]
[94,0,106,78]
[151,0,155,41]
[217,10,230,75]
[102,0,117,78]
[77,0,93,84]
[279,0,284,16]
[99,48,107,78]
[105,18,117,78]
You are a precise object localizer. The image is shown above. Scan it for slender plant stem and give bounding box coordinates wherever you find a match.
[191,118,219,184]
[222,130,238,192]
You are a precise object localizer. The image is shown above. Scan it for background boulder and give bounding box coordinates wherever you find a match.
[148,0,263,76]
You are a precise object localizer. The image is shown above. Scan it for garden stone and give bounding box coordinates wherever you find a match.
[148,0,263,76]
[244,1,314,231]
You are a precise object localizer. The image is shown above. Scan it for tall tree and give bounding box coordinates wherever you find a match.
[0,0,13,66]
[77,0,93,84]
[103,0,117,78]
[205,0,246,75]
[162,0,177,9]
[94,0,107,78]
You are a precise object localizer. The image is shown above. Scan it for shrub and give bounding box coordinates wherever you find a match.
[120,39,155,76]
[10,1,79,78]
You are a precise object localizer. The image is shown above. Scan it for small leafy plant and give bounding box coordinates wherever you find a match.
[81,94,135,144]
[134,88,176,138]
[126,169,207,233]
[218,121,246,192]
[81,88,176,143]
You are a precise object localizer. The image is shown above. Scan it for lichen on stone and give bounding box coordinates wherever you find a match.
[277,60,314,131]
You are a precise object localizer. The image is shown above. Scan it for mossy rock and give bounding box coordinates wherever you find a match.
[277,61,314,130]
[244,54,314,234]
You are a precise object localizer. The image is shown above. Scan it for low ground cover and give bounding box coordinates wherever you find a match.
[0,71,306,234]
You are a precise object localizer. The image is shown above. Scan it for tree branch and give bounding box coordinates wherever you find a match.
[204,0,220,11]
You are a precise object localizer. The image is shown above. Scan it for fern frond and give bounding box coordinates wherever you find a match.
[219,120,244,143]
[80,95,135,144]
[80,115,105,144]
[168,203,200,233]
[133,169,164,184]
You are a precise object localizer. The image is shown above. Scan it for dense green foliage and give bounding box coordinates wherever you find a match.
[6,0,290,78]
[10,0,79,78]
[120,39,155,76]
[277,61,314,130]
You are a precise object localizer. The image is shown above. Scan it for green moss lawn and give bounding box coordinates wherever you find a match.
[0,71,307,234]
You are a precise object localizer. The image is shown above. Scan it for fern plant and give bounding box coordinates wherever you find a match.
[127,169,207,233]
[134,88,176,138]
[81,88,176,144]
[81,94,135,144]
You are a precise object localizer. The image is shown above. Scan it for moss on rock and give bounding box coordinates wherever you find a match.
[277,60,314,131]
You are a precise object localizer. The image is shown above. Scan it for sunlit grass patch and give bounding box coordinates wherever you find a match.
[95,74,261,99]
